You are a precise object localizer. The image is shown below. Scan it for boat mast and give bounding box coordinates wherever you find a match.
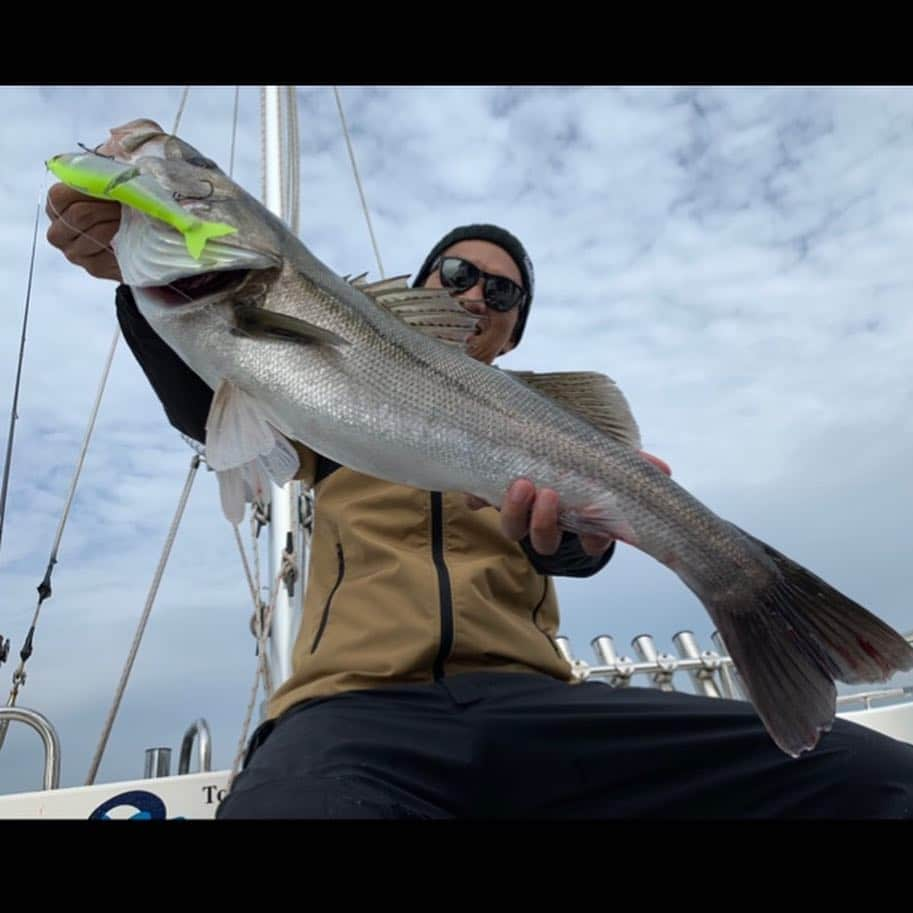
[260,86,303,694]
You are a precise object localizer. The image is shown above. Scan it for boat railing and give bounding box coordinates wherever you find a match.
[558,629,913,711]
[0,706,60,790]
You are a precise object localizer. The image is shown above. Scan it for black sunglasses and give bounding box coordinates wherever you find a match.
[432,256,527,313]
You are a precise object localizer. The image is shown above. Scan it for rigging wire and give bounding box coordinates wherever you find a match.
[85,455,201,785]
[0,325,120,751]
[0,201,41,558]
[333,87,385,280]
[228,86,240,178]
[172,86,191,136]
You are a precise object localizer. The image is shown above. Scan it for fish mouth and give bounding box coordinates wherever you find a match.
[141,268,253,307]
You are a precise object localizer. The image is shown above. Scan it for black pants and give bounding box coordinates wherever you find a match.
[216,671,913,819]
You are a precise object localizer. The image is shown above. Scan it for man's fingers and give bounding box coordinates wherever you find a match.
[501,478,535,541]
[45,183,85,222]
[65,220,120,259]
[80,249,122,280]
[58,199,121,233]
[528,488,562,555]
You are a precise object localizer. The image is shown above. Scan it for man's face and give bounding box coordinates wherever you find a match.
[421,239,523,364]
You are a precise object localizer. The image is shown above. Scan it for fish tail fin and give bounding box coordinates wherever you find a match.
[183,220,237,260]
[710,529,913,757]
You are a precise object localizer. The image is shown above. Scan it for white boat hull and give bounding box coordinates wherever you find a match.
[0,769,231,819]
[838,701,913,745]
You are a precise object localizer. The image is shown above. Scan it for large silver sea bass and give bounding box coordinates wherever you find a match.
[51,119,913,758]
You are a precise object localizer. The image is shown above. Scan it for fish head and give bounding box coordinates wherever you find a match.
[95,120,287,317]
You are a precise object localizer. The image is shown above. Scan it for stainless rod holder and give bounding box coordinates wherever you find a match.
[144,747,171,779]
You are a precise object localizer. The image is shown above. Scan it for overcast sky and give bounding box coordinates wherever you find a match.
[0,85,911,798]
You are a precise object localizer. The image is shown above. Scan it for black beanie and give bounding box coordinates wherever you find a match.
[411,224,535,348]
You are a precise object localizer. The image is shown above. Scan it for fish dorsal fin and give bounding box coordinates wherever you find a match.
[350,273,410,293]
[505,370,643,449]
[348,272,480,346]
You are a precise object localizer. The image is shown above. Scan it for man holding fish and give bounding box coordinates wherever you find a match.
[43,121,913,818]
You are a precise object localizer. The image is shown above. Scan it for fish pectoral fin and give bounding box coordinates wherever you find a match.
[352,276,481,347]
[505,370,643,449]
[234,305,349,349]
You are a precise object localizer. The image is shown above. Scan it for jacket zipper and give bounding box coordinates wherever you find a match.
[532,578,562,658]
[311,543,344,653]
[430,492,454,680]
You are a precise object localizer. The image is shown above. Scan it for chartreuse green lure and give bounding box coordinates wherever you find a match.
[47,152,236,260]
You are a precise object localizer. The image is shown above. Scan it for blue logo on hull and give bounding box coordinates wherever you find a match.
[89,790,183,820]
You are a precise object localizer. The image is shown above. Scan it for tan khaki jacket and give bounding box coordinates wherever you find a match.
[268,448,582,719]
